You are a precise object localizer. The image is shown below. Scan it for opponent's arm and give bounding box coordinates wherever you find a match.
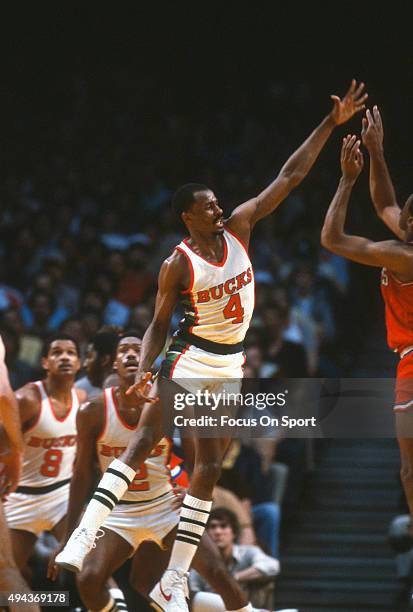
[127,250,187,397]
[48,399,102,579]
[0,342,24,492]
[321,136,413,276]
[227,80,367,242]
[361,106,404,239]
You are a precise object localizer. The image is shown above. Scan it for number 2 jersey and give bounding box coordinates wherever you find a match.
[19,380,79,488]
[97,387,173,504]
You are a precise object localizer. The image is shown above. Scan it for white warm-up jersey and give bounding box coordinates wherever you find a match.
[176,228,255,344]
[97,387,173,503]
[20,381,79,488]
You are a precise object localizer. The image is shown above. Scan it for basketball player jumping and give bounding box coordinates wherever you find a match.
[321,108,413,539]
[57,80,367,612]
[2,334,84,577]
[52,332,279,612]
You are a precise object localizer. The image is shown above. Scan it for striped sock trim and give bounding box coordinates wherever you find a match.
[93,494,115,511]
[177,528,202,541]
[179,516,206,528]
[114,601,127,611]
[175,535,201,546]
[107,468,132,486]
[181,502,210,514]
[95,487,119,505]
[183,493,212,512]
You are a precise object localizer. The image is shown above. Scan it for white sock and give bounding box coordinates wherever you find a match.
[80,458,136,532]
[167,493,212,573]
[91,596,118,612]
[109,587,128,611]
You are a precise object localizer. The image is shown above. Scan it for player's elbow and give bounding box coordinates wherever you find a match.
[280,167,305,191]
[320,227,334,250]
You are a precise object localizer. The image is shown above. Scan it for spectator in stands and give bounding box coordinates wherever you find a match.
[0,325,37,389]
[189,508,280,612]
[218,440,281,558]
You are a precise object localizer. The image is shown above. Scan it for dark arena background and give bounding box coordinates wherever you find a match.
[1,5,413,612]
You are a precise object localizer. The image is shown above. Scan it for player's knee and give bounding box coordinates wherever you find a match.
[123,430,156,469]
[196,460,222,485]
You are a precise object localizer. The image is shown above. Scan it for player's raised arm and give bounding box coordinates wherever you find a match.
[321,136,413,275]
[126,250,187,399]
[361,106,405,240]
[0,338,24,493]
[227,80,368,240]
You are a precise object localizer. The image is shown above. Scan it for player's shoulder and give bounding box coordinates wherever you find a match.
[15,381,41,405]
[159,248,189,290]
[77,393,105,434]
[75,387,88,404]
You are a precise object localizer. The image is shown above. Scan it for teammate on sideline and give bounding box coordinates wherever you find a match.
[321,112,413,536]
[2,333,85,577]
[57,80,367,612]
[0,335,40,612]
[50,332,274,612]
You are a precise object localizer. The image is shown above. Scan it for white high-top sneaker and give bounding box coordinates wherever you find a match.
[149,569,189,612]
[55,527,104,573]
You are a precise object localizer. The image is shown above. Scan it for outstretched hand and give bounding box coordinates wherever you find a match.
[341,135,364,181]
[361,106,384,152]
[125,371,159,404]
[331,80,368,125]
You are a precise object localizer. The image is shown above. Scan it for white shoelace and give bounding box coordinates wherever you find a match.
[167,570,189,600]
[72,527,105,550]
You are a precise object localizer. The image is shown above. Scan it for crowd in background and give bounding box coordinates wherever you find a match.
[0,68,385,610]
[0,70,373,390]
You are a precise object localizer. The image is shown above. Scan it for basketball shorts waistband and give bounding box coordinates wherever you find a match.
[15,478,71,495]
[176,330,243,354]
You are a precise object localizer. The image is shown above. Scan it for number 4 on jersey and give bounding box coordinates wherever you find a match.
[223,293,244,324]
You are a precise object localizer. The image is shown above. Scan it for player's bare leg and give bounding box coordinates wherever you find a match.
[0,505,40,612]
[76,527,133,611]
[9,529,37,576]
[396,433,413,535]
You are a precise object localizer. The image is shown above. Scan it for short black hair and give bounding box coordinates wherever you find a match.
[207,507,240,538]
[42,333,80,358]
[117,330,142,345]
[92,329,121,362]
[172,183,209,219]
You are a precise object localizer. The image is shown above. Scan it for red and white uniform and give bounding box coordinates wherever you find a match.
[381,268,413,410]
[97,388,178,552]
[4,381,79,535]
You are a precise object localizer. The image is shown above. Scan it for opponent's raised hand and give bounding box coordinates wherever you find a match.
[361,106,384,152]
[341,135,364,181]
[330,80,368,125]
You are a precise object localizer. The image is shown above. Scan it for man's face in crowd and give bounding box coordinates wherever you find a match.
[207,519,235,550]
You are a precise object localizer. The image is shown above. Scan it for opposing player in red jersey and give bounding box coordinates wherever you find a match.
[57,80,368,612]
[321,108,413,533]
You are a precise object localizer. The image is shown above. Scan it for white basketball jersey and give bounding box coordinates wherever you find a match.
[176,228,255,344]
[97,387,173,503]
[20,381,79,488]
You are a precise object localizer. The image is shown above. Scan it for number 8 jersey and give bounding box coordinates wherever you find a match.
[176,228,255,345]
[19,381,79,488]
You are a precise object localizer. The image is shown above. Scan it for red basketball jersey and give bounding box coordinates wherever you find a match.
[381,267,413,353]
